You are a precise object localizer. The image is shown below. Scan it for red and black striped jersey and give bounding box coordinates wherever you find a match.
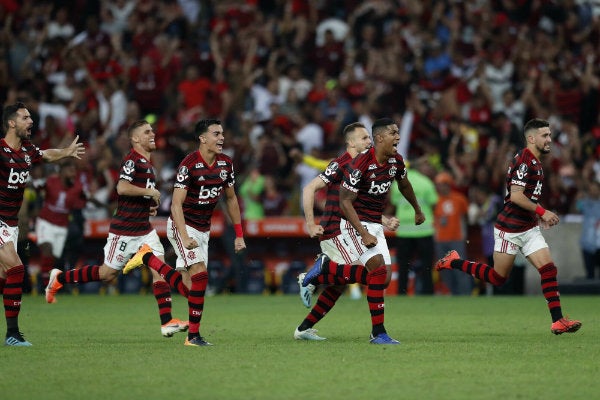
[318,152,352,240]
[341,147,407,223]
[0,138,44,227]
[495,148,543,233]
[109,149,155,236]
[173,151,235,232]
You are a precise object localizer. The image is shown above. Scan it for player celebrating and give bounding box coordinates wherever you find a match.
[304,118,424,344]
[45,120,189,338]
[124,118,246,347]
[294,122,375,340]
[1,102,85,346]
[435,118,581,335]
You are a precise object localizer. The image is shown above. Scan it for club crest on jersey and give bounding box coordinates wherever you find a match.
[516,163,528,180]
[325,162,339,176]
[349,170,362,185]
[123,160,135,174]
[24,154,31,165]
[389,166,397,176]
[176,166,189,182]
[220,169,228,181]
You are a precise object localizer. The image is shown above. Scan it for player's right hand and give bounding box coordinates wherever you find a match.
[361,232,377,248]
[183,237,198,250]
[307,223,324,238]
[148,188,161,205]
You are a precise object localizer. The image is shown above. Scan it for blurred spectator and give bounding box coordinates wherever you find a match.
[239,167,265,221]
[433,171,472,295]
[575,179,600,280]
[127,55,166,116]
[35,160,85,286]
[388,158,438,295]
[47,7,75,40]
[262,175,288,216]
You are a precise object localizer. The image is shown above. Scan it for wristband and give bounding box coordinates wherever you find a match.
[535,204,546,217]
[234,223,244,238]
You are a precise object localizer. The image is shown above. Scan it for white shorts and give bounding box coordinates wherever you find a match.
[320,234,359,265]
[0,220,18,252]
[103,230,164,270]
[494,226,548,257]
[340,219,391,266]
[166,217,209,271]
[35,218,68,258]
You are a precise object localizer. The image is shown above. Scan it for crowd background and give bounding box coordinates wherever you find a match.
[2,0,600,293]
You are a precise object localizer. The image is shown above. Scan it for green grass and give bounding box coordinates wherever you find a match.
[1,294,597,400]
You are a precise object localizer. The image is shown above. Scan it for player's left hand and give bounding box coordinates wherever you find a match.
[383,216,400,231]
[67,135,86,159]
[234,237,246,253]
[149,204,158,217]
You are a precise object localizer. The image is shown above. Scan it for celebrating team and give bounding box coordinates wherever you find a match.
[0,101,581,347]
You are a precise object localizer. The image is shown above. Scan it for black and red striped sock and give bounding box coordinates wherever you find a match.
[298,286,343,331]
[314,275,346,285]
[538,263,563,322]
[317,260,368,285]
[367,266,387,336]
[0,277,5,293]
[145,254,189,297]
[328,261,368,285]
[451,259,507,286]
[153,281,173,325]
[188,271,208,337]
[3,265,24,320]
[58,265,100,284]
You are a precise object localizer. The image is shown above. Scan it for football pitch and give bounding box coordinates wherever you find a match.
[1,293,597,400]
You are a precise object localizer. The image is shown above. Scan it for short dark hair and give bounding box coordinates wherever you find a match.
[195,119,221,135]
[523,118,549,137]
[127,119,149,138]
[2,102,27,132]
[371,118,395,137]
[342,122,365,139]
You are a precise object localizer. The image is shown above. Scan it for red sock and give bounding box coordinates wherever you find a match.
[367,266,387,335]
[59,265,100,284]
[539,263,563,322]
[188,271,208,335]
[39,254,54,287]
[455,260,507,286]
[147,254,189,297]
[153,281,173,325]
[301,286,343,329]
[4,265,24,319]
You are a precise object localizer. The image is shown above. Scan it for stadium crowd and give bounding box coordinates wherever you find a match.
[2,0,600,289]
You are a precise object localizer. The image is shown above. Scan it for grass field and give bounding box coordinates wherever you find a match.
[0,293,597,400]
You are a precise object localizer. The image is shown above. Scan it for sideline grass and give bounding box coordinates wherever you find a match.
[1,294,597,400]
